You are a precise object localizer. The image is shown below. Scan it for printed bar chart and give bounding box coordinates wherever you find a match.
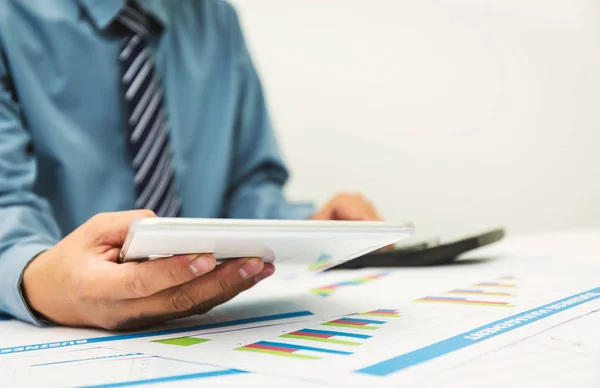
[445,289,515,297]
[321,317,386,330]
[235,341,352,360]
[312,273,389,297]
[472,282,516,288]
[234,309,398,360]
[414,277,518,308]
[281,328,371,346]
[309,262,333,272]
[415,296,514,307]
[308,254,334,272]
[360,309,401,318]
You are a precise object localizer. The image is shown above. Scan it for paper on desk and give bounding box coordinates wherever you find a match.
[113,265,600,387]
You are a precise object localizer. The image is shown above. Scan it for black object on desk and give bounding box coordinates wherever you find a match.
[329,228,505,269]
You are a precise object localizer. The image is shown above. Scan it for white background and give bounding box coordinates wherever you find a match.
[231,0,600,241]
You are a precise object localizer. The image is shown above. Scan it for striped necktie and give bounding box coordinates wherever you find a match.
[117,2,181,217]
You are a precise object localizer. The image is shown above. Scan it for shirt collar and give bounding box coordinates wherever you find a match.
[76,0,168,31]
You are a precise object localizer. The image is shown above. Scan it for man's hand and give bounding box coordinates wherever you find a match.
[22,210,274,330]
[312,193,382,221]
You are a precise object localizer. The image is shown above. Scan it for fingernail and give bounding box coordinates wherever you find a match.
[189,255,214,275]
[239,259,263,279]
[254,266,275,283]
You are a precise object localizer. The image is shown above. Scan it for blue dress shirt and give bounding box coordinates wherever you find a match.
[0,0,314,324]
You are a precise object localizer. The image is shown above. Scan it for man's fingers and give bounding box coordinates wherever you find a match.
[113,262,275,330]
[312,193,383,221]
[190,263,275,313]
[122,258,266,320]
[102,254,217,299]
[162,258,265,313]
[311,201,334,220]
[254,262,275,283]
[364,202,383,221]
[84,210,156,247]
[171,262,275,319]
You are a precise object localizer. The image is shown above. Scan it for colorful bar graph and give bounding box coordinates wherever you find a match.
[415,296,513,307]
[322,317,386,330]
[237,344,319,360]
[152,337,210,346]
[413,277,518,308]
[281,328,371,346]
[309,262,332,272]
[360,309,400,318]
[308,254,333,272]
[446,289,514,297]
[235,309,396,361]
[235,341,353,360]
[473,282,516,288]
[312,273,389,297]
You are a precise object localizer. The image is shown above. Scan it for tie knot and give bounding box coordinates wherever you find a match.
[117,1,151,37]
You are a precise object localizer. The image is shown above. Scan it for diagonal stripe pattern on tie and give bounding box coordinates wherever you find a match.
[118,2,181,217]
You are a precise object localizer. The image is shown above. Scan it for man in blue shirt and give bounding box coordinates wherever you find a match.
[0,0,382,329]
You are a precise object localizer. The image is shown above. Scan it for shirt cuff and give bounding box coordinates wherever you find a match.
[0,243,54,326]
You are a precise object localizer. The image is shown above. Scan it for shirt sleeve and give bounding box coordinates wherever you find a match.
[0,48,61,325]
[221,6,316,220]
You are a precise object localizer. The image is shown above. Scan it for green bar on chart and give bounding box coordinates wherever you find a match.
[152,337,210,346]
